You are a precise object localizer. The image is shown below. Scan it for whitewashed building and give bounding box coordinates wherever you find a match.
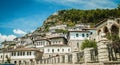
[43,45,71,58]
[67,29,96,52]
[10,48,43,64]
[0,50,11,63]
[43,36,71,58]
[49,37,67,45]
[34,38,50,52]
[15,37,33,47]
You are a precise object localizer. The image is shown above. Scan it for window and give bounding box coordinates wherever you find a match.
[52,49,54,53]
[18,52,20,56]
[62,49,64,52]
[1,55,2,58]
[12,52,14,56]
[48,49,50,52]
[82,34,84,37]
[86,34,89,37]
[29,51,31,55]
[59,41,60,43]
[23,52,25,56]
[76,34,79,37]
[20,52,22,56]
[57,49,59,52]
[68,49,70,52]
[27,52,29,55]
[6,55,8,58]
[49,55,51,57]
[90,32,93,35]
[14,61,17,64]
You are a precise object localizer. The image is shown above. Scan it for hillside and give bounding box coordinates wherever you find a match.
[34,5,120,32]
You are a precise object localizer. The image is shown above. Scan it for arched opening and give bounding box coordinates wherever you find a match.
[97,30,101,35]
[19,60,21,65]
[111,24,119,34]
[14,61,17,64]
[103,26,109,34]
[106,25,120,61]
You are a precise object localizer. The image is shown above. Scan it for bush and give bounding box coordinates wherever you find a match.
[81,39,97,50]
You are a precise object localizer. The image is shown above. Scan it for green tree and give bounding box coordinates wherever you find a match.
[67,22,75,27]
[81,39,97,50]
[6,55,11,63]
[117,4,120,9]
[106,33,120,41]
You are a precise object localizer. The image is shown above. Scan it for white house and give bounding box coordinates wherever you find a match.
[49,37,67,45]
[10,48,43,64]
[15,37,33,47]
[68,30,92,52]
[34,38,50,52]
[43,45,71,58]
[42,36,69,58]
[0,50,11,63]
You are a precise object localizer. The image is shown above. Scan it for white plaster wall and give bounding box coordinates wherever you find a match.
[0,52,11,62]
[11,51,35,60]
[69,32,89,40]
[44,46,71,53]
[35,40,49,48]
[51,38,65,45]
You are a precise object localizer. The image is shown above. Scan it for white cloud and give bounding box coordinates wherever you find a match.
[43,0,117,9]
[13,29,27,35]
[0,33,16,43]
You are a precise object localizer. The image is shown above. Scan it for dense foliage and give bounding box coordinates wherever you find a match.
[58,6,120,24]
[44,5,120,27]
[40,5,120,32]
[81,39,97,50]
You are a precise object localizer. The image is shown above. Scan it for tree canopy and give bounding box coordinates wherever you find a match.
[81,39,97,50]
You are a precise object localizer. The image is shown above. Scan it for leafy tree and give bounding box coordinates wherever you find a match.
[42,5,120,32]
[106,33,120,41]
[81,39,97,50]
[6,55,11,63]
[117,4,120,9]
[67,22,75,27]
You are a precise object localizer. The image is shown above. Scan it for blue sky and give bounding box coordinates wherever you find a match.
[0,0,120,43]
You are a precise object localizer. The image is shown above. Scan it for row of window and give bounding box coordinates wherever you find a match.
[36,42,48,46]
[51,41,61,45]
[76,33,92,37]
[47,48,70,53]
[11,51,32,56]
[0,55,8,58]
